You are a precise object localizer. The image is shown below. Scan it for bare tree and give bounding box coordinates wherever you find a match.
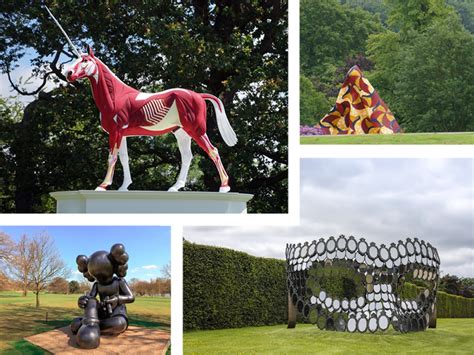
[8,235,34,296]
[161,261,171,279]
[29,234,68,308]
[0,232,14,262]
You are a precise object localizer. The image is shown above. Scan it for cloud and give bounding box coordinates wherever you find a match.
[185,158,474,277]
[142,265,158,270]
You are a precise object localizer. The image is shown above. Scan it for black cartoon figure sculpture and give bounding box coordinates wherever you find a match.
[71,244,135,349]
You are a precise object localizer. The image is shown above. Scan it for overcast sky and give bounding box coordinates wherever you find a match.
[184,158,474,277]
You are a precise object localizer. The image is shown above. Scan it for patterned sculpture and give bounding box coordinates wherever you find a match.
[46,6,237,193]
[71,244,134,349]
[319,66,401,135]
[286,236,440,333]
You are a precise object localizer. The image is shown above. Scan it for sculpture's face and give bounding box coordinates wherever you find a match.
[64,53,98,82]
[87,251,115,284]
[286,236,440,333]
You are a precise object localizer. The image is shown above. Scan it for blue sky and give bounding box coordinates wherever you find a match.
[0,226,171,281]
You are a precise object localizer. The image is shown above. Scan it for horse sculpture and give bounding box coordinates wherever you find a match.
[46,7,237,193]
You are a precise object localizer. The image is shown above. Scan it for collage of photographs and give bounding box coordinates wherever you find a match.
[0,1,472,354]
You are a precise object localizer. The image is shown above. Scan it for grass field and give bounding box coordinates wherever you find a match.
[0,291,170,354]
[300,132,474,144]
[183,319,474,354]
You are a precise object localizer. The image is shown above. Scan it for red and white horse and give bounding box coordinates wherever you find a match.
[63,46,237,193]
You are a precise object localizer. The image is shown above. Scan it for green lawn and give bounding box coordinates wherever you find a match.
[0,291,170,354]
[184,319,474,354]
[300,132,474,144]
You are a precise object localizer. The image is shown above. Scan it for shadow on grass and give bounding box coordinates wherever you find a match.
[9,339,49,355]
[129,316,171,331]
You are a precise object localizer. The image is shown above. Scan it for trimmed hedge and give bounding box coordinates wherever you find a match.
[183,241,287,330]
[184,242,474,330]
[402,282,474,318]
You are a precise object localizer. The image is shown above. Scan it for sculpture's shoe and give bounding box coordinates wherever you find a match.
[219,185,231,193]
[76,324,100,349]
[95,186,107,191]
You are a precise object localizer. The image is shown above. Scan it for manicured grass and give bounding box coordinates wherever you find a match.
[0,291,170,354]
[300,132,474,144]
[184,318,474,354]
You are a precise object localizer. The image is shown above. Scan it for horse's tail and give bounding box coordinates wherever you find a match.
[201,94,237,146]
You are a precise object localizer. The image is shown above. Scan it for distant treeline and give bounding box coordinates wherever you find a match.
[301,0,474,133]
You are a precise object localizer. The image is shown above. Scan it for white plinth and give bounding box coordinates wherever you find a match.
[50,190,253,214]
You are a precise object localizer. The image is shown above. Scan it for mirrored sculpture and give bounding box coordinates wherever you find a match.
[286,235,440,333]
[46,6,237,193]
[71,244,135,349]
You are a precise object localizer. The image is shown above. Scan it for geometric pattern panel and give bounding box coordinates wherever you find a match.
[286,236,440,333]
[319,66,401,135]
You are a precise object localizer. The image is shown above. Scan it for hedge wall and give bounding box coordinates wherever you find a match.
[183,241,287,330]
[184,242,474,330]
[402,282,474,318]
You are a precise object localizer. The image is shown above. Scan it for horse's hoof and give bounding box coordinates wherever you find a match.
[219,186,231,193]
[95,186,106,191]
[168,183,184,192]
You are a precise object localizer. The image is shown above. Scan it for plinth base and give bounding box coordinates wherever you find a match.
[25,326,170,354]
[50,190,253,213]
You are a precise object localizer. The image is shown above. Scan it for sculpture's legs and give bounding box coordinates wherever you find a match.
[194,134,230,193]
[168,129,193,192]
[76,298,100,349]
[70,317,83,334]
[287,292,297,328]
[95,146,118,191]
[118,137,132,191]
[99,315,128,335]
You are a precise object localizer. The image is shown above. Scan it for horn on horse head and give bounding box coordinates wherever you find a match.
[44,5,82,58]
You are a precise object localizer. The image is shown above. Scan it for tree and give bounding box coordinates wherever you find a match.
[300,75,331,126]
[300,0,382,81]
[47,277,69,294]
[367,1,474,132]
[0,232,14,262]
[68,280,80,294]
[8,235,34,296]
[29,234,68,308]
[0,2,288,213]
[161,261,171,279]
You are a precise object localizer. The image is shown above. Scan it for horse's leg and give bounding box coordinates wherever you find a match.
[118,137,132,191]
[95,146,119,191]
[168,128,193,192]
[193,133,230,193]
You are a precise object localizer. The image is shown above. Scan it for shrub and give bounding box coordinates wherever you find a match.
[183,241,287,330]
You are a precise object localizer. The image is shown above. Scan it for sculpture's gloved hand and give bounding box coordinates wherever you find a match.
[78,295,89,309]
[105,295,119,309]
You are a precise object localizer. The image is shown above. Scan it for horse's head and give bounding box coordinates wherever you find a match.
[64,45,98,82]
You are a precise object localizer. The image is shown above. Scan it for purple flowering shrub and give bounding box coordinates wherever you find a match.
[300,125,327,136]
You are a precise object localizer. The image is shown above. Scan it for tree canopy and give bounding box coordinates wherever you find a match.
[300,0,474,133]
[0,1,288,213]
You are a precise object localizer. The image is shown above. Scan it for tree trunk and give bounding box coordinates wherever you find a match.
[22,288,27,297]
[35,290,40,308]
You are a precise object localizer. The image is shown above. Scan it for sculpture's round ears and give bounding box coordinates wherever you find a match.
[110,243,129,277]
[84,44,94,57]
[76,254,95,282]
